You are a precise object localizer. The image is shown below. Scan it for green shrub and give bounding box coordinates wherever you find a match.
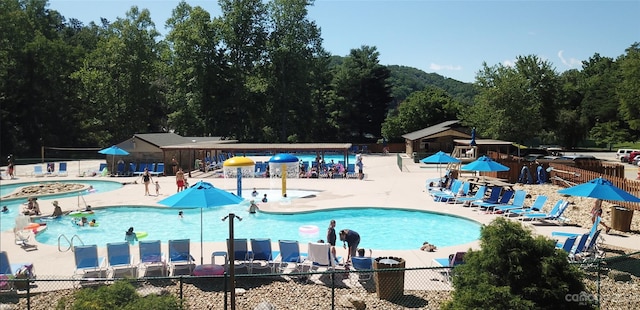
[443,217,594,310]
[72,280,179,310]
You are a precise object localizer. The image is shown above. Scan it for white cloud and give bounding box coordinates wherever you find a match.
[502,60,516,67]
[429,63,462,71]
[558,50,581,68]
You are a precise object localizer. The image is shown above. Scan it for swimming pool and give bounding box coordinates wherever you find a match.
[35,206,480,250]
[0,180,123,231]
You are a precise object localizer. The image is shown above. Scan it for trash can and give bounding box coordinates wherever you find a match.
[610,206,634,232]
[373,256,405,300]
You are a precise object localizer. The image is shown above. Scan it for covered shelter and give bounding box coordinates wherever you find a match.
[402,120,471,159]
[160,143,353,176]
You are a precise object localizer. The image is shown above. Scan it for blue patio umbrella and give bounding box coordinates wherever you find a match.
[421,151,460,177]
[558,177,640,202]
[461,155,510,172]
[158,180,245,264]
[98,145,130,174]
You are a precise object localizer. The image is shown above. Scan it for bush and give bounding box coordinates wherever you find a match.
[443,217,594,309]
[72,281,180,310]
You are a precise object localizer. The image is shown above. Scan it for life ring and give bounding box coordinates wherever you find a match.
[23,223,40,230]
[69,211,94,217]
[136,231,148,239]
[299,225,319,235]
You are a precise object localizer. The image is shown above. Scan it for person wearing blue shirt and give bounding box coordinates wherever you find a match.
[339,229,360,263]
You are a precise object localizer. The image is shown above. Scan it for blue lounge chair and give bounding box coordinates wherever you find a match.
[432,251,466,282]
[351,256,374,282]
[473,189,514,210]
[276,240,306,272]
[469,186,501,209]
[250,238,276,273]
[32,165,45,177]
[1,251,34,291]
[106,242,136,278]
[552,216,601,239]
[440,182,472,203]
[138,240,166,277]
[155,163,165,176]
[116,162,126,176]
[58,162,68,177]
[521,200,569,223]
[128,163,137,176]
[168,239,195,275]
[454,185,487,205]
[73,245,106,278]
[431,180,462,202]
[555,235,578,252]
[491,190,527,214]
[568,233,591,262]
[228,239,250,271]
[508,196,550,216]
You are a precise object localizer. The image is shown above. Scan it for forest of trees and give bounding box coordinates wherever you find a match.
[1,0,639,159]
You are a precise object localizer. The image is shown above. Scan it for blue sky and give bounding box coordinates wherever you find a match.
[48,0,639,83]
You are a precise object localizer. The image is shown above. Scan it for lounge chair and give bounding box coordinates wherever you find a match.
[567,233,591,262]
[33,165,45,177]
[107,242,136,278]
[128,163,137,176]
[73,245,106,279]
[168,239,195,276]
[468,186,501,209]
[0,251,35,291]
[454,185,487,205]
[13,228,38,251]
[138,240,166,277]
[115,162,126,176]
[507,196,549,217]
[552,216,601,240]
[250,238,276,273]
[432,251,466,282]
[438,181,472,203]
[431,180,463,202]
[473,189,514,211]
[521,200,569,223]
[491,190,527,214]
[302,242,338,272]
[351,255,374,282]
[150,163,164,176]
[97,163,107,175]
[555,235,578,253]
[58,162,68,176]
[227,239,250,272]
[276,240,306,273]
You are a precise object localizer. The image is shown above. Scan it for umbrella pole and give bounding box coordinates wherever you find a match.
[201,208,204,265]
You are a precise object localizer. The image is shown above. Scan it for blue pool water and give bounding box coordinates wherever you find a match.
[34,206,480,250]
[0,180,123,231]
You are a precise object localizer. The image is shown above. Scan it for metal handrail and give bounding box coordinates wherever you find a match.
[70,235,84,250]
[58,234,71,252]
[57,234,85,252]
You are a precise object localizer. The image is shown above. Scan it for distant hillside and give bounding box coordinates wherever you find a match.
[387,65,477,109]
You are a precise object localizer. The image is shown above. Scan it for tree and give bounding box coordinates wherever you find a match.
[443,217,590,310]
[617,43,640,131]
[465,56,562,146]
[331,45,392,141]
[381,86,461,139]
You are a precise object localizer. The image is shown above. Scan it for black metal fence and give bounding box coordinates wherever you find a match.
[1,252,638,310]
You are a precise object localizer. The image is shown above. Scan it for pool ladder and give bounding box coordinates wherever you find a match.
[58,234,84,252]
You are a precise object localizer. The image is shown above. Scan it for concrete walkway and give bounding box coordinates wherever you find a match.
[1,154,639,290]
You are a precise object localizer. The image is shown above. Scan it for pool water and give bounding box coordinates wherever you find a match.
[35,206,480,250]
[0,180,123,231]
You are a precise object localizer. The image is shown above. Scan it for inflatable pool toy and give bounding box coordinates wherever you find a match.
[299,225,319,235]
[136,231,148,239]
[23,223,41,230]
[69,211,94,217]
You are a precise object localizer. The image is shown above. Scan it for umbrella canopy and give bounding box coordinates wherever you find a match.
[158,180,244,264]
[558,177,640,202]
[421,151,460,164]
[98,145,129,156]
[461,155,510,172]
[98,145,129,174]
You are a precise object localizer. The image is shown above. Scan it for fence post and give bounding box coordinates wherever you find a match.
[331,270,335,310]
[179,276,184,309]
[26,279,31,310]
[597,259,601,307]
[224,272,228,310]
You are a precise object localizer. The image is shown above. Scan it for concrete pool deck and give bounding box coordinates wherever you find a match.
[1,154,639,286]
